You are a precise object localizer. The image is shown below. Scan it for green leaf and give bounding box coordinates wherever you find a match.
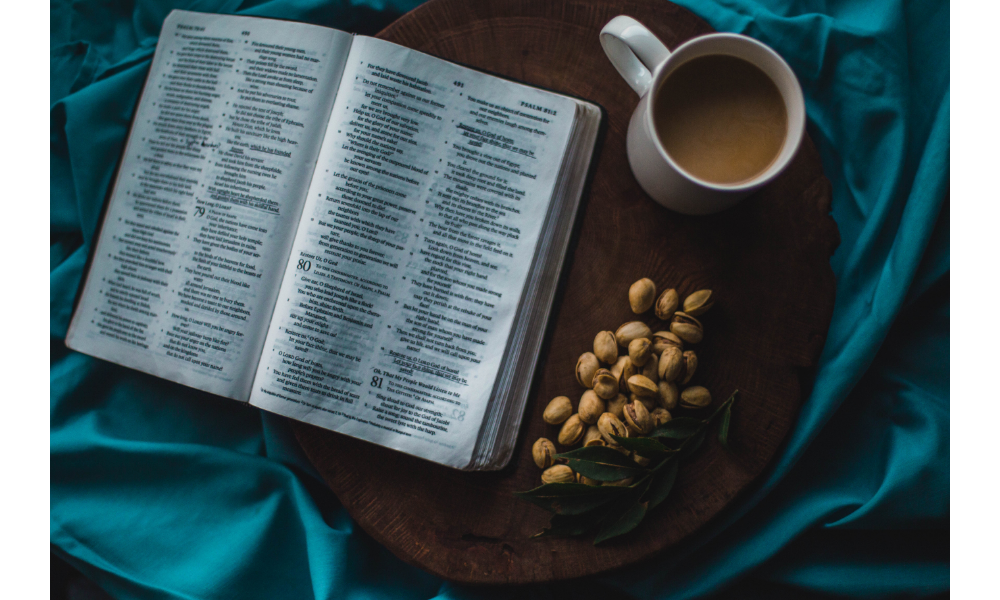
[513,483,625,515]
[566,458,648,482]
[531,512,597,538]
[679,430,707,460]
[593,496,649,544]
[609,435,672,458]
[649,417,704,439]
[557,445,649,482]
[717,402,732,450]
[555,446,638,465]
[643,458,679,509]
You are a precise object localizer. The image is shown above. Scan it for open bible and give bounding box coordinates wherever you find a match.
[66,10,602,470]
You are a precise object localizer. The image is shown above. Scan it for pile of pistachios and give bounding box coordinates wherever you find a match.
[532,280,715,483]
[515,280,737,544]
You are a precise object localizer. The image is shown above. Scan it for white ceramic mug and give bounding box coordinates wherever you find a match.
[600,16,805,215]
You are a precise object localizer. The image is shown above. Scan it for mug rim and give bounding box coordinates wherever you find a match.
[643,33,806,192]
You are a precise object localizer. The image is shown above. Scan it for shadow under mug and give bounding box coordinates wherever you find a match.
[599,16,805,215]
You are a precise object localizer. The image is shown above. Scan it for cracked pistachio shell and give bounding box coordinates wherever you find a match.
[578,473,603,486]
[593,330,619,364]
[615,321,652,347]
[655,288,680,320]
[639,352,658,382]
[606,394,628,419]
[633,453,652,467]
[576,352,600,388]
[624,400,653,435]
[582,425,604,447]
[628,338,652,366]
[629,278,657,314]
[657,380,679,410]
[683,289,714,317]
[597,412,628,445]
[557,413,586,445]
[619,357,639,388]
[541,464,575,484]
[680,386,712,409]
[670,312,704,344]
[650,407,672,428]
[578,390,607,424]
[591,368,620,401]
[651,331,684,355]
[532,438,557,469]
[542,396,573,424]
[627,374,658,397]
[658,346,683,382]
[681,350,698,385]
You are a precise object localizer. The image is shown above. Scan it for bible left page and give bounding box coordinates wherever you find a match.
[66,10,354,400]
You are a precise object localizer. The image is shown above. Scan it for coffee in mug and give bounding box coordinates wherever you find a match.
[599,17,805,215]
[652,54,788,185]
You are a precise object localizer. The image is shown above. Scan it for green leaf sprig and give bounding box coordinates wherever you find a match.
[515,390,738,545]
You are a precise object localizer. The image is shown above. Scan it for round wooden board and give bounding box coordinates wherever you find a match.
[293,0,839,584]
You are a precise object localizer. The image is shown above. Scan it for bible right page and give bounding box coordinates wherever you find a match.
[248,37,579,468]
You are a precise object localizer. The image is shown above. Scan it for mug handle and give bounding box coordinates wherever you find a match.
[599,16,672,97]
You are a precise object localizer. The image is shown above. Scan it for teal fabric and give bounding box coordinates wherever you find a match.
[50,0,949,598]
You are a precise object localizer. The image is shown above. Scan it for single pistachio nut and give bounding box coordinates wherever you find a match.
[591,368,620,400]
[655,288,680,320]
[633,453,651,467]
[578,390,607,424]
[593,330,619,364]
[542,395,573,424]
[670,312,704,344]
[658,345,683,382]
[541,464,576,484]
[657,380,679,410]
[615,321,652,347]
[532,438,557,469]
[680,386,712,409]
[578,473,602,486]
[628,338,652,366]
[680,350,698,385]
[582,425,605,447]
[651,331,684,355]
[557,413,586,445]
[624,400,653,435]
[604,477,634,487]
[620,357,639,388]
[576,352,600,388]
[639,352,659,382]
[683,289,714,317]
[609,356,628,382]
[627,374,658,397]
[606,394,628,419]
[597,412,628,445]
[629,278,657,314]
[650,407,672,428]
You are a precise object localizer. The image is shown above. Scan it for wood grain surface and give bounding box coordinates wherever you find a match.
[292,0,839,584]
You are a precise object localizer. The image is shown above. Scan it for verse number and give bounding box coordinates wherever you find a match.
[452,80,465,88]
[370,376,383,389]
[296,259,311,272]
[193,207,205,217]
